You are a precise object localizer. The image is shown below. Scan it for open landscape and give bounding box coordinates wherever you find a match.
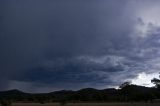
[1,82,160,106]
[3,103,160,106]
[1,0,160,106]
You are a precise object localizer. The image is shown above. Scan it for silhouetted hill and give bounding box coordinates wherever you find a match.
[0,89,25,94]
[0,85,160,103]
[50,90,75,95]
[77,88,99,96]
[102,88,118,94]
[0,89,27,97]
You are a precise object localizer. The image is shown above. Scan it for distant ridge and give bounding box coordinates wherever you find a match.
[0,89,25,94]
[0,85,159,102]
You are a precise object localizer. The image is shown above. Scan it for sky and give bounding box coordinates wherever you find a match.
[1,0,160,93]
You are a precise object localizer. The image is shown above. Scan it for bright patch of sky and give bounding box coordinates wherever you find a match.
[131,72,159,87]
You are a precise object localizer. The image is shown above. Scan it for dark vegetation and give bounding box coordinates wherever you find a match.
[0,85,160,104]
[0,74,160,105]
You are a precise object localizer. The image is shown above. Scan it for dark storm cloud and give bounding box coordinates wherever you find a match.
[1,0,160,92]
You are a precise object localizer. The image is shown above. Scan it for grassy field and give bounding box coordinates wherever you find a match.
[4,103,160,106]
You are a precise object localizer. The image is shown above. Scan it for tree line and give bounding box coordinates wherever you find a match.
[0,73,160,105]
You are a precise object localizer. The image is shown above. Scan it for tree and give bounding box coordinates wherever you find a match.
[151,78,160,89]
[119,82,131,102]
[151,72,160,89]
[119,82,131,89]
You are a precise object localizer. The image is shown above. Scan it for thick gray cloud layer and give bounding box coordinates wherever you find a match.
[1,0,160,92]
